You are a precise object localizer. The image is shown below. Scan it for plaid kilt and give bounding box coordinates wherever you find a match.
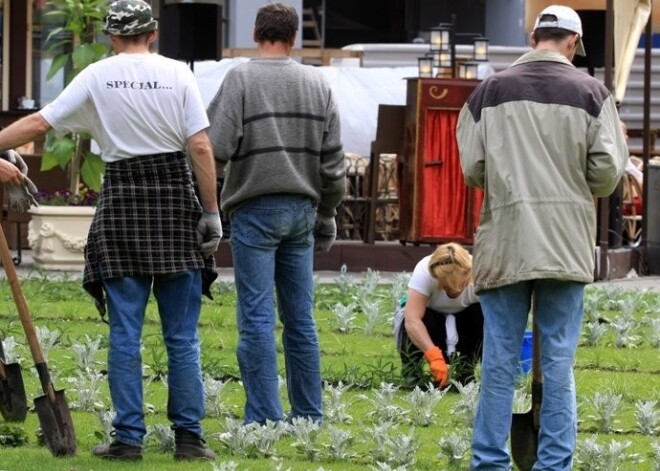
[83,152,217,318]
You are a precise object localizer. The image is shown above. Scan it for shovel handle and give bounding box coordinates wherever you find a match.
[35,362,58,403]
[0,224,47,365]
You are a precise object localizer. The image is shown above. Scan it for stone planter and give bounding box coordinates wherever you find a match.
[28,206,95,271]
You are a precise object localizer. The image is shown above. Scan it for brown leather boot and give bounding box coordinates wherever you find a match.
[91,440,142,460]
[174,429,216,460]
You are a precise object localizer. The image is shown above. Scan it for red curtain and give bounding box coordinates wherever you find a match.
[420,109,482,239]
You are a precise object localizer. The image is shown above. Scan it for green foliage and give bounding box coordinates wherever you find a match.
[43,0,110,84]
[42,0,110,193]
[0,278,658,470]
[0,424,29,447]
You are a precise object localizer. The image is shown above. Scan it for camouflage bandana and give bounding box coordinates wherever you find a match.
[104,0,158,36]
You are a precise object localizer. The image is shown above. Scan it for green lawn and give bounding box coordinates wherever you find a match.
[0,274,658,470]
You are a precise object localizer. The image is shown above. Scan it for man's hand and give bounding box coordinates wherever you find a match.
[314,215,336,252]
[1,149,38,212]
[424,346,449,388]
[0,152,26,185]
[197,211,222,258]
[1,149,28,175]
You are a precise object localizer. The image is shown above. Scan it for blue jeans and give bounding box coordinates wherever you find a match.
[230,195,322,425]
[103,270,205,446]
[471,280,585,471]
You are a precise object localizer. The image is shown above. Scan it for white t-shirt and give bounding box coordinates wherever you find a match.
[40,53,209,162]
[408,255,479,313]
[393,255,480,354]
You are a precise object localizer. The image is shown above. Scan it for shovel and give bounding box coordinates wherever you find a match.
[0,335,28,422]
[510,311,541,471]
[0,224,76,456]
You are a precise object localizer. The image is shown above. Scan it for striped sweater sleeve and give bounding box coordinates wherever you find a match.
[318,89,346,217]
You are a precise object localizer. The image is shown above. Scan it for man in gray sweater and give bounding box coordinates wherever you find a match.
[207,3,345,425]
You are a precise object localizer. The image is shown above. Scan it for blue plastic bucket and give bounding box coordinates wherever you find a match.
[518,330,533,375]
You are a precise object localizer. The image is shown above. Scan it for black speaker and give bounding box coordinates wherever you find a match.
[159,1,222,61]
[572,10,609,70]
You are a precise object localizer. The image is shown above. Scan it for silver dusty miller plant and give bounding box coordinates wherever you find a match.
[331,302,357,333]
[367,421,418,468]
[405,383,447,426]
[653,440,660,471]
[0,336,23,364]
[583,290,602,324]
[582,321,608,347]
[451,380,481,427]
[361,382,407,424]
[290,416,322,461]
[334,264,358,298]
[438,430,472,470]
[216,417,287,458]
[361,299,384,335]
[610,315,640,348]
[585,390,622,433]
[358,268,382,301]
[596,285,626,312]
[323,381,354,424]
[390,272,411,310]
[324,425,355,460]
[67,369,106,411]
[636,400,660,435]
[646,314,660,348]
[95,409,116,444]
[145,423,175,452]
[575,435,641,471]
[212,462,240,471]
[71,334,104,371]
[369,463,409,471]
[36,325,62,360]
[204,374,232,418]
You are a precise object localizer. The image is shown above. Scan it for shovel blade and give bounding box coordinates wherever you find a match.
[511,411,538,471]
[34,390,77,457]
[0,362,28,422]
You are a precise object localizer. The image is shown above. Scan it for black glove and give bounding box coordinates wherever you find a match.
[1,150,39,212]
[314,215,336,252]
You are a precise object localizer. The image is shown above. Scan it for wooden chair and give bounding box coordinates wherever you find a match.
[621,172,643,245]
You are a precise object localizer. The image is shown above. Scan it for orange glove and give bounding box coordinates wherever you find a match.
[424,346,449,387]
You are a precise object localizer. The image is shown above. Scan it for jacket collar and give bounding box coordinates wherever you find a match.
[511,49,574,67]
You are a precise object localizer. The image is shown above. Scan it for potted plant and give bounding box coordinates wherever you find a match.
[28,0,110,270]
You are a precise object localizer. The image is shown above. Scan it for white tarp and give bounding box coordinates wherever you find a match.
[194,59,494,158]
[194,58,415,157]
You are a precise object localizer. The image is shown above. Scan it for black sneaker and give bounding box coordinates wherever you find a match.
[174,429,216,460]
[92,440,143,460]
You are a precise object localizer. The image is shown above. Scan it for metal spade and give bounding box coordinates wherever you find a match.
[0,335,28,422]
[0,224,76,456]
[510,313,541,471]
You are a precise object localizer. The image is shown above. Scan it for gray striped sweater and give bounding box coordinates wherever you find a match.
[207,57,346,217]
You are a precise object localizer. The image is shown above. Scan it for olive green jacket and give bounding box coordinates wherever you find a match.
[457,49,628,292]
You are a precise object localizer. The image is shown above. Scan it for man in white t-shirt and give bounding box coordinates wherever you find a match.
[393,243,483,388]
[0,0,219,461]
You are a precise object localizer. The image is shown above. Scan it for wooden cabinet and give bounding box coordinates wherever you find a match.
[398,77,483,245]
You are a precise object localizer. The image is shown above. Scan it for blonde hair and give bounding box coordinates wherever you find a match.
[428,243,472,293]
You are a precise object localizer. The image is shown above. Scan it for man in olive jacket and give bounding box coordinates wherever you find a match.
[457,5,628,470]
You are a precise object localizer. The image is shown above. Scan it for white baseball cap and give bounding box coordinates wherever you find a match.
[534,5,586,56]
